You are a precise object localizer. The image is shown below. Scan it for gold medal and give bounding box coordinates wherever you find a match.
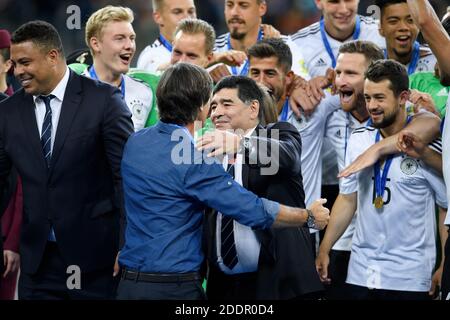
[374,196,384,209]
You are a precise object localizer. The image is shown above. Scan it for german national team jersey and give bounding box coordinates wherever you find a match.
[214,32,309,79]
[83,70,153,131]
[290,15,386,78]
[136,38,171,74]
[291,16,386,187]
[281,93,339,212]
[409,46,437,73]
[341,125,447,292]
[324,108,369,250]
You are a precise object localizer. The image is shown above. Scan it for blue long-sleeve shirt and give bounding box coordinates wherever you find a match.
[119,121,279,273]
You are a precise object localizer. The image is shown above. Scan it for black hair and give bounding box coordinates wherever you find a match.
[157,63,213,126]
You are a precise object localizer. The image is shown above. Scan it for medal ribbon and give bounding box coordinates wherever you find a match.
[320,15,361,68]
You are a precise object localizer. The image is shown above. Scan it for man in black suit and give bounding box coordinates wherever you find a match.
[0,91,6,280]
[197,76,323,299]
[0,21,134,299]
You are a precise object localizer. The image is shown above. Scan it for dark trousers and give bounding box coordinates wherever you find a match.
[441,229,450,300]
[207,268,257,300]
[116,277,205,300]
[346,283,432,300]
[320,184,340,242]
[18,242,117,300]
[324,249,353,300]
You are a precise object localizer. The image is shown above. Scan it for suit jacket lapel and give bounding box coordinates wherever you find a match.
[49,70,82,175]
[19,92,47,169]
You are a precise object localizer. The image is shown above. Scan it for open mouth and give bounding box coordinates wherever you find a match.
[339,89,354,104]
[395,35,411,46]
[119,53,132,64]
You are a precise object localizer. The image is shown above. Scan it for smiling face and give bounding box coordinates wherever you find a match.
[379,2,419,61]
[11,41,60,95]
[225,0,266,40]
[210,87,259,131]
[154,0,197,41]
[335,52,368,112]
[364,78,406,129]
[90,20,136,75]
[170,31,213,68]
[249,56,291,105]
[316,0,359,39]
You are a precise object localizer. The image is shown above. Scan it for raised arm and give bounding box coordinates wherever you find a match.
[339,111,441,178]
[407,0,450,77]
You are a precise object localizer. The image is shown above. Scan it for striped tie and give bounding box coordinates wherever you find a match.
[39,95,55,169]
[221,163,238,269]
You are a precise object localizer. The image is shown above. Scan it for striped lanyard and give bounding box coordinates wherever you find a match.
[89,66,125,99]
[320,15,361,68]
[227,27,263,76]
[159,34,173,52]
[384,41,420,75]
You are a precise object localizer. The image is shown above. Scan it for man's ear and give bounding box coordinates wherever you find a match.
[47,49,61,65]
[400,90,410,105]
[250,100,260,121]
[315,0,323,11]
[2,59,12,73]
[285,70,295,87]
[89,37,100,55]
[259,1,267,17]
[378,22,385,38]
[153,11,163,27]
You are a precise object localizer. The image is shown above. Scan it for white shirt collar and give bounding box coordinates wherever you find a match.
[33,66,70,104]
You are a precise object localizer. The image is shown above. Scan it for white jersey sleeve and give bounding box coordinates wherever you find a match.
[136,38,171,74]
[339,126,374,194]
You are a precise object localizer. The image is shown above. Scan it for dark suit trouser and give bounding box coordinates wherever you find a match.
[207,267,257,300]
[116,278,205,300]
[346,284,432,300]
[18,242,118,300]
[324,249,353,300]
[441,229,450,300]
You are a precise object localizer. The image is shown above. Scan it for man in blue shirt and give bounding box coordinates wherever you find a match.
[116,63,330,300]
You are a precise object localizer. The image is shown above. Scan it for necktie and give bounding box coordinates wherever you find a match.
[39,95,55,169]
[39,95,57,242]
[221,162,238,269]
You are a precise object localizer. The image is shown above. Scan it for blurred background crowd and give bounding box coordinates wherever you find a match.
[1,0,448,65]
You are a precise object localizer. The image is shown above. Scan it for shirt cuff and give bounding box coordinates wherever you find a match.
[260,198,280,228]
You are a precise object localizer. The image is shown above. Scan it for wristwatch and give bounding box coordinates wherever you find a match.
[305,209,316,229]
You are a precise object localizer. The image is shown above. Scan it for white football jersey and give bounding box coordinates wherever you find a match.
[443,97,450,225]
[290,15,386,78]
[341,125,447,292]
[325,108,369,251]
[136,38,171,74]
[83,71,153,132]
[281,93,340,211]
[290,16,386,188]
[214,32,309,79]
[409,47,437,74]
